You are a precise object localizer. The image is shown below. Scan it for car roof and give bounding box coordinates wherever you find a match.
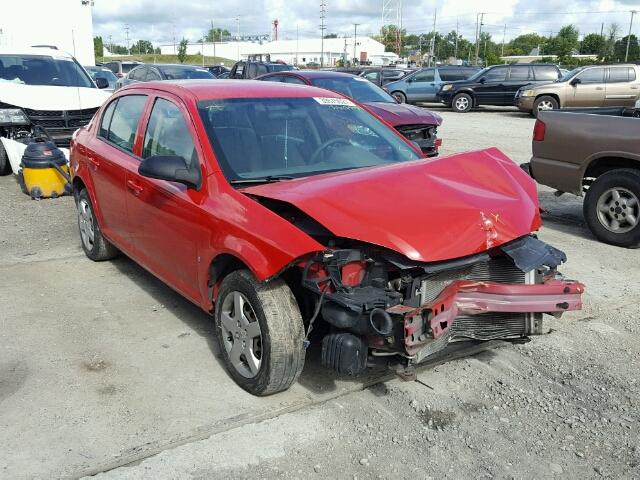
[264,70,357,80]
[151,64,209,69]
[121,79,347,101]
[0,46,74,58]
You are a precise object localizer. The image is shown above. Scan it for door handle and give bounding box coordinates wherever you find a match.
[127,179,144,196]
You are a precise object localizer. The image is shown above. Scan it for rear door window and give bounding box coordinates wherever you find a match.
[282,76,306,85]
[143,98,197,167]
[608,67,633,83]
[247,63,258,78]
[256,64,269,76]
[533,65,560,80]
[439,70,463,81]
[104,95,147,153]
[509,66,532,81]
[576,67,605,84]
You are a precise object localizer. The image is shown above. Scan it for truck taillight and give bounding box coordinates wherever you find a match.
[533,119,546,141]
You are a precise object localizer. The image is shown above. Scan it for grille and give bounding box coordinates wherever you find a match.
[24,107,99,146]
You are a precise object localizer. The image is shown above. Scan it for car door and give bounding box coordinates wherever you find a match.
[475,66,508,105]
[406,69,437,102]
[604,66,639,107]
[505,65,533,104]
[85,94,148,249]
[568,67,606,107]
[125,94,208,303]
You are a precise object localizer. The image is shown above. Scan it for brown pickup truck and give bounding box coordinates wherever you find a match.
[524,107,640,247]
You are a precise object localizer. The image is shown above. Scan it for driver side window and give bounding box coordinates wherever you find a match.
[413,69,435,82]
[143,98,197,167]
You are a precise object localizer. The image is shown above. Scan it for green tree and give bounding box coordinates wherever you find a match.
[204,28,231,42]
[614,35,639,62]
[580,33,605,55]
[132,39,154,54]
[506,33,545,56]
[93,36,103,59]
[323,33,338,39]
[177,38,188,63]
[546,25,580,61]
[378,24,406,54]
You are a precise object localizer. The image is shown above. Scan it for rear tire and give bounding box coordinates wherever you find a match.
[533,96,559,117]
[392,91,407,104]
[215,270,306,396]
[452,93,473,113]
[0,140,12,176]
[76,189,119,261]
[583,169,640,248]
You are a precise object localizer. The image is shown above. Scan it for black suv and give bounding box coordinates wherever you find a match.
[229,58,294,79]
[438,64,561,112]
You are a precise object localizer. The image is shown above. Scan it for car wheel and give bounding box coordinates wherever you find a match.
[76,189,119,261]
[215,270,306,396]
[392,91,407,103]
[533,96,558,116]
[583,169,640,248]
[452,93,472,113]
[0,140,12,176]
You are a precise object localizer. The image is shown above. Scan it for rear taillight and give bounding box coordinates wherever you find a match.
[533,119,546,141]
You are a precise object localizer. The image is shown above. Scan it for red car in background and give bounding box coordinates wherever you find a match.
[256,70,443,157]
[70,80,584,396]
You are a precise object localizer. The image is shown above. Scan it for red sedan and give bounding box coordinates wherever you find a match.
[70,80,584,395]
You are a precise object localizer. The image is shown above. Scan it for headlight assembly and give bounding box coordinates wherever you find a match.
[520,90,535,97]
[0,108,30,125]
[441,84,453,92]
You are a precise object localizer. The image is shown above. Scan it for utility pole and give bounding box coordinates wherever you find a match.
[353,23,360,65]
[124,24,130,55]
[296,23,299,66]
[211,20,216,61]
[320,1,327,67]
[172,23,176,55]
[454,18,459,60]
[108,34,112,55]
[428,9,436,67]
[501,24,506,58]
[236,16,240,61]
[625,10,637,62]
[397,0,403,57]
[474,12,485,65]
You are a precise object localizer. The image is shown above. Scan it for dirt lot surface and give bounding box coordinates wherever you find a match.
[1,105,638,480]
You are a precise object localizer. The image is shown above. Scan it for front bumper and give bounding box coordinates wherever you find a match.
[389,278,584,363]
[437,91,454,104]
[515,95,535,112]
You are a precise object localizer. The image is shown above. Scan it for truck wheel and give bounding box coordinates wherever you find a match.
[533,96,558,116]
[452,93,472,113]
[0,140,12,176]
[215,270,306,396]
[76,189,119,261]
[584,169,640,248]
[391,91,407,104]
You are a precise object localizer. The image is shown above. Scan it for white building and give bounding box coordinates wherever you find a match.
[159,36,398,66]
[0,0,95,64]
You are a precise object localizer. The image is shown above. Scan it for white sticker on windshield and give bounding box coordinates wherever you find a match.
[313,97,357,108]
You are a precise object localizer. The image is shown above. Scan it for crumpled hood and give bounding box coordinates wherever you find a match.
[364,102,442,126]
[242,148,541,262]
[0,83,109,110]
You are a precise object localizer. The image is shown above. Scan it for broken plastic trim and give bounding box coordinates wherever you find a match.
[501,235,567,272]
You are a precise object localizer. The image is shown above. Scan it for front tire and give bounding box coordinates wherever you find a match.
[215,270,306,396]
[452,93,473,113]
[0,139,12,176]
[533,96,558,117]
[583,169,640,248]
[391,91,407,104]
[76,189,119,261]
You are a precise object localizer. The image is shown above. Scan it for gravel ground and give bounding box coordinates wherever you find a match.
[2,105,638,479]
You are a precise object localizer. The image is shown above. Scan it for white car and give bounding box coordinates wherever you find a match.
[0,46,111,175]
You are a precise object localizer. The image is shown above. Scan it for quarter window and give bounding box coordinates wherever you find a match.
[509,66,532,81]
[533,65,560,80]
[105,95,147,152]
[99,100,117,139]
[143,98,197,167]
[608,67,634,83]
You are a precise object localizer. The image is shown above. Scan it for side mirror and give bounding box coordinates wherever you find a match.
[139,155,201,189]
[95,77,109,89]
[478,77,486,84]
[405,78,413,83]
[570,77,581,86]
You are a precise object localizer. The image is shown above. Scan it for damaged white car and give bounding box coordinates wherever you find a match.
[0,46,110,175]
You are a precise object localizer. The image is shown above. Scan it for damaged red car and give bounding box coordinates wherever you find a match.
[70,80,584,396]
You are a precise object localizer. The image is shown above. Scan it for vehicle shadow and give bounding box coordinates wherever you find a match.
[414,102,532,118]
[538,190,594,241]
[109,256,385,395]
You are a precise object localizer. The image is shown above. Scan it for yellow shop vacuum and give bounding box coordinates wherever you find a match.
[18,139,71,200]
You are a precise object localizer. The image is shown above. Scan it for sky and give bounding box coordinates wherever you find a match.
[92,0,639,48]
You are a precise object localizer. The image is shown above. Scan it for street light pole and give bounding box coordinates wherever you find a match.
[236,16,240,61]
[353,23,359,65]
[625,10,637,63]
[474,12,485,65]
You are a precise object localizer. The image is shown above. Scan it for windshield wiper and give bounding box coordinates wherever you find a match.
[229,175,295,186]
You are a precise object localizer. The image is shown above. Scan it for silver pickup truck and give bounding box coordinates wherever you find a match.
[524,107,640,248]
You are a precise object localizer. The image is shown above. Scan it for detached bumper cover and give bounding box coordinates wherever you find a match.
[389,278,584,363]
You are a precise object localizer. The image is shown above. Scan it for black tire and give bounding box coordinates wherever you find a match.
[533,95,559,117]
[0,139,12,176]
[583,169,640,248]
[215,270,305,396]
[452,93,473,113]
[391,91,407,104]
[76,189,119,261]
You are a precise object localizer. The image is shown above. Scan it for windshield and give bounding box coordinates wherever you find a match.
[159,66,215,80]
[86,67,117,83]
[311,76,396,103]
[198,97,420,183]
[0,54,94,87]
[559,67,582,82]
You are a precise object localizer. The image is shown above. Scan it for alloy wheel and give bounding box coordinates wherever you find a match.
[78,198,95,250]
[596,187,639,234]
[455,96,469,111]
[220,291,263,378]
[537,100,555,111]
